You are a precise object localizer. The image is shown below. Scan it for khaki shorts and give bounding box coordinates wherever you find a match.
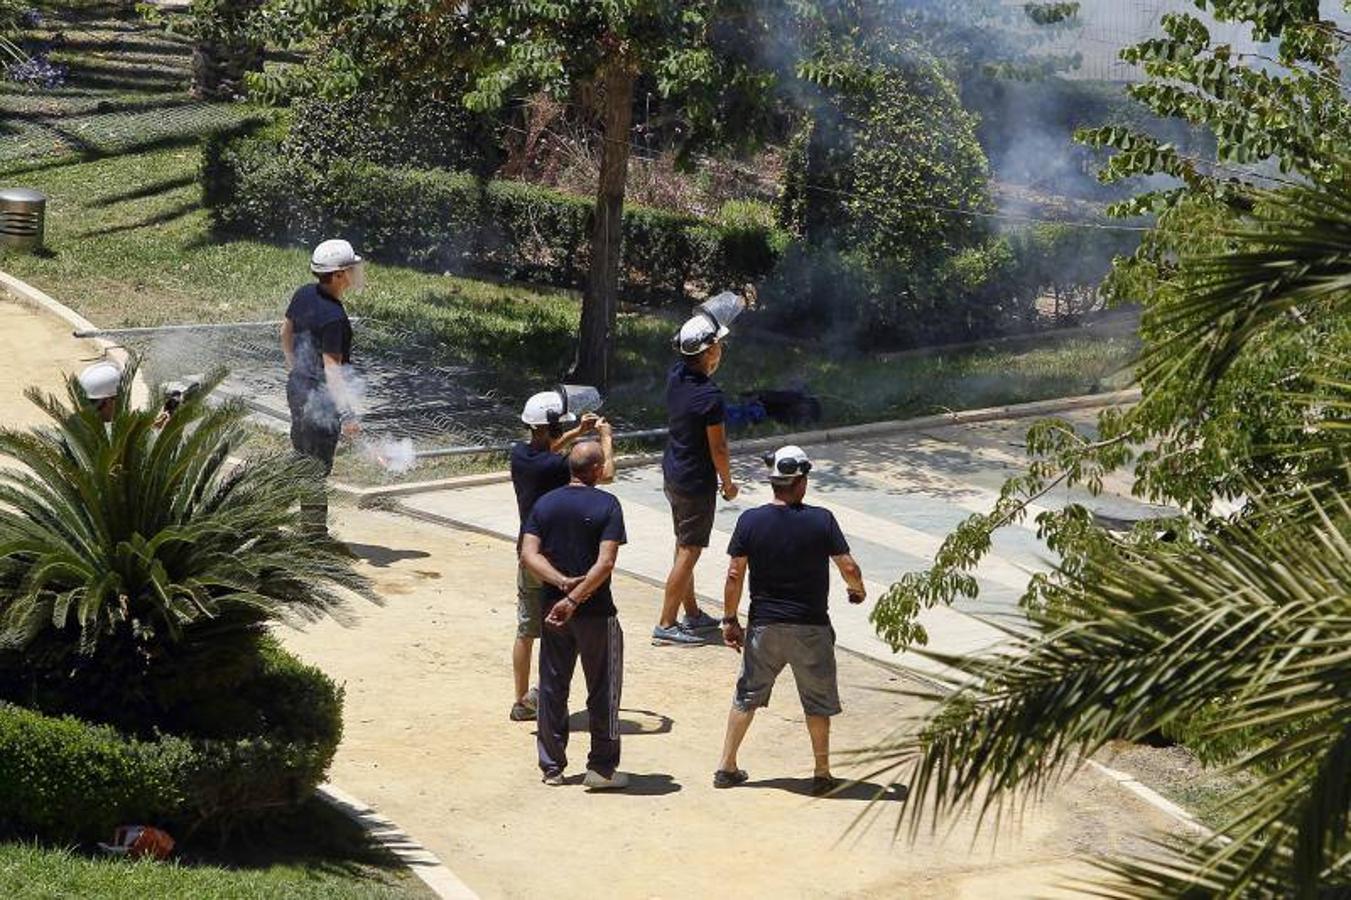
[733,623,841,717]
[517,563,544,639]
[664,482,717,548]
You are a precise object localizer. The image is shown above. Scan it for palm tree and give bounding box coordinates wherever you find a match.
[863,178,1351,897]
[0,364,373,732]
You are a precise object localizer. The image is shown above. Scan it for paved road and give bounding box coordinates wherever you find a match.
[397,400,1163,678]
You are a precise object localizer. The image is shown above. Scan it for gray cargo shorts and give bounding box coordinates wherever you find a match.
[733,623,842,717]
[516,562,544,640]
[663,481,717,548]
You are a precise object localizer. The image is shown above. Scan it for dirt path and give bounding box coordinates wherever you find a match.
[283,505,1180,899]
[0,297,1182,898]
[0,299,102,430]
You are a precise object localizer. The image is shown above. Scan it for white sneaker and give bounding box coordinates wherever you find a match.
[583,769,629,790]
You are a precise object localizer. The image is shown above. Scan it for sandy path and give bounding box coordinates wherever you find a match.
[0,299,103,430]
[283,506,1179,899]
[0,298,1179,898]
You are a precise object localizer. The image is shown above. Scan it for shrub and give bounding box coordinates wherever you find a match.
[0,367,371,737]
[0,640,342,842]
[202,129,788,303]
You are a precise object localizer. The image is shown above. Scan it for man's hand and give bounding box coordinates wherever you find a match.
[545,597,578,628]
[557,575,584,594]
[596,417,612,437]
[721,619,745,652]
[847,588,867,605]
[578,413,600,433]
[342,419,361,439]
[721,481,740,502]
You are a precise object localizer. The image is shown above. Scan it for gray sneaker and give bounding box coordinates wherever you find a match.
[682,610,721,631]
[542,771,564,786]
[583,769,629,791]
[713,768,749,789]
[652,624,708,646]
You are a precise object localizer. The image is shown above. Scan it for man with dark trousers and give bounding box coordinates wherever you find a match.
[281,238,364,536]
[653,313,739,645]
[509,390,614,722]
[714,445,867,795]
[520,441,630,789]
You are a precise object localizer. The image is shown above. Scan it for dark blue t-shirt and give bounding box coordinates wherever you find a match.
[285,284,352,384]
[524,485,627,618]
[662,361,726,494]
[510,442,571,538]
[727,503,851,626]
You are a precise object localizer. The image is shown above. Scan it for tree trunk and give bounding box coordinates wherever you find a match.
[569,60,637,389]
[191,0,265,100]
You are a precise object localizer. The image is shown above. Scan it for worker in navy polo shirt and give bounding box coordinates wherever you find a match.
[281,238,364,537]
[520,441,629,790]
[508,389,614,723]
[653,304,741,645]
[714,445,867,795]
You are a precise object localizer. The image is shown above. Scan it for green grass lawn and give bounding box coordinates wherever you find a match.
[0,1,1137,486]
[0,799,432,899]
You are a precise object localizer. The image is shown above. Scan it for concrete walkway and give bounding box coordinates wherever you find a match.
[397,405,1160,678]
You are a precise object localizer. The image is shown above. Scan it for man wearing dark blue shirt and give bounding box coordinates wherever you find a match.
[281,239,364,537]
[508,390,613,723]
[521,441,630,789]
[713,446,867,795]
[654,315,740,645]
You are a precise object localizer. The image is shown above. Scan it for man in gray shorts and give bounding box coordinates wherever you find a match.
[714,445,866,794]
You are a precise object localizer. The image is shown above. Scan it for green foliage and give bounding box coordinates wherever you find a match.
[859,495,1351,896]
[1074,4,1351,214]
[202,129,787,302]
[0,702,190,841]
[0,363,371,735]
[0,638,343,842]
[779,53,992,263]
[847,57,992,263]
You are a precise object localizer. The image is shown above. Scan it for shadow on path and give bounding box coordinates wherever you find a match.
[565,707,674,737]
[346,543,433,568]
[741,777,909,802]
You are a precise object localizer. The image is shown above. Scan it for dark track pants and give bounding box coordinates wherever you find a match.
[287,376,340,535]
[537,615,623,778]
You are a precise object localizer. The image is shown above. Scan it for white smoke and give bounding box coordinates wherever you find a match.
[361,436,418,474]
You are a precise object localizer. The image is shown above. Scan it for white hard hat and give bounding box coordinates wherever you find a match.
[673,291,745,356]
[764,445,813,483]
[521,390,571,426]
[674,315,725,356]
[78,361,122,401]
[311,239,363,274]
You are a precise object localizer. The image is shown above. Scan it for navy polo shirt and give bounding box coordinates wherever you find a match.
[524,485,627,618]
[285,283,352,384]
[662,361,726,495]
[727,503,851,626]
[510,442,571,538]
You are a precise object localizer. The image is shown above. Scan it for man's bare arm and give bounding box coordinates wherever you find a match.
[707,422,738,500]
[566,540,620,604]
[724,555,747,620]
[281,318,296,371]
[322,353,360,435]
[832,553,866,602]
[520,534,579,591]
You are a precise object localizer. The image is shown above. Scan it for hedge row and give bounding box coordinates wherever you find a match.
[0,641,342,842]
[202,129,788,302]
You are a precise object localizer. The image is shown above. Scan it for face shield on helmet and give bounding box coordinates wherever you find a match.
[673,291,746,356]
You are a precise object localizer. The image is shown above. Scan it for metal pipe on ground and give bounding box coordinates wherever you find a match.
[73,318,366,339]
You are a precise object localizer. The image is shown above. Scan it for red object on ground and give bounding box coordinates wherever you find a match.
[100,825,175,861]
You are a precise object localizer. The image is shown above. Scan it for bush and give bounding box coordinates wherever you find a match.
[0,640,342,843]
[202,129,788,303]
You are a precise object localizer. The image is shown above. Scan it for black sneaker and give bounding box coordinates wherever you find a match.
[810,775,839,797]
[713,768,749,789]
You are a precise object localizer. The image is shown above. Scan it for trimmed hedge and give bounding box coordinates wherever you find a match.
[202,128,788,302]
[0,640,342,843]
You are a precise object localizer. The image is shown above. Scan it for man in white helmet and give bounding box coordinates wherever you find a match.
[508,388,614,721]
[281,238,366,536]
[713,445,866,795]
[653,304,741,645]
[77,360,122,423]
